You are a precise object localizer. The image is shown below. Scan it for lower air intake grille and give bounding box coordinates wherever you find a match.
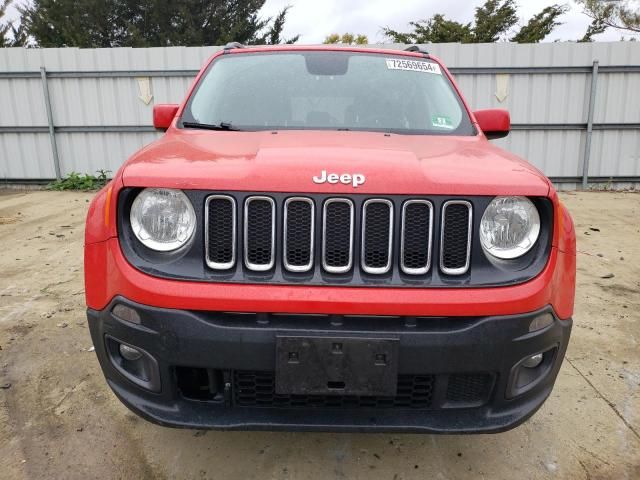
[440,201,472,275]
[234,371,435,409]
[446,373,493,405]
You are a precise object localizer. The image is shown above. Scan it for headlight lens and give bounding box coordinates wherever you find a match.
[130,188,195,251]
[480,196,540,259]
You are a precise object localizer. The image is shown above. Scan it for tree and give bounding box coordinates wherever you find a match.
[383,0,568,44]
[511,4,569,43]
[254,6,299,45]
[17,0,299,48]
[1,0,14,46]
[579,17,609,42]
[1,0,27,46]
[577,0,640,35]
[384,14,473,43]
[323,32,368,45]
[472,0,518,42]
[0,0,9,47]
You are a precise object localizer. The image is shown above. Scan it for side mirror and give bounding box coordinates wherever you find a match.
[153,104,179,130]
[474,109,510,140]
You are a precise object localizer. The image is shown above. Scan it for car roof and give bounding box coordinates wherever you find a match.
[221,43,433,59]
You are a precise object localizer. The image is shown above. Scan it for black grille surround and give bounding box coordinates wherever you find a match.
[118,190,554,288]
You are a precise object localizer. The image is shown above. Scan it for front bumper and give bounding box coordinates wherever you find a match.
[88,297,572,433]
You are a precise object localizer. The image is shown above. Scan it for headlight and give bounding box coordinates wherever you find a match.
[130,188,195,251]
[480,196,540,259]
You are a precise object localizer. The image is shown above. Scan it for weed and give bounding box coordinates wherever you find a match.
[47,170,110,191]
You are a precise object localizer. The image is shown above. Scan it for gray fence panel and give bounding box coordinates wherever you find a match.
[0,132,54,178]
[55,131,160,175]
[1,42,639,185]
[590,130,640,176]
[0,78,47,127]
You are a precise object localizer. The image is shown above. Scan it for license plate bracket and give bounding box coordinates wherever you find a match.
[275,336,399,396]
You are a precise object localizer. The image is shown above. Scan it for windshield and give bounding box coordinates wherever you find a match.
[182,51,474,135]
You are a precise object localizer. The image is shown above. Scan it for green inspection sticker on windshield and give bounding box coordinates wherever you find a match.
[432,115,454,129]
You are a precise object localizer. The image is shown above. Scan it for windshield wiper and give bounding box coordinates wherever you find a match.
[182,121,242,131]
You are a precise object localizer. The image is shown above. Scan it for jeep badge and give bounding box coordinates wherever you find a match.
[312,170,366,188]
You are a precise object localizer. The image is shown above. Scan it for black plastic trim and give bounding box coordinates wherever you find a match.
[87,297,572,433]
[117,189,554,288]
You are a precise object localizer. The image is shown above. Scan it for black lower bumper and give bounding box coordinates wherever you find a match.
[87,297,571,433]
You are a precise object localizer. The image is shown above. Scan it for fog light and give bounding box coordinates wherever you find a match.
[522,353,544,368]
[119,344,143,361]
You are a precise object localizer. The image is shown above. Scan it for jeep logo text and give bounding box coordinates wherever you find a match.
[312,170,366,188]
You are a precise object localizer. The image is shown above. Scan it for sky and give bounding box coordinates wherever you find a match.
[259,0,636,43]
[4,0,638,43]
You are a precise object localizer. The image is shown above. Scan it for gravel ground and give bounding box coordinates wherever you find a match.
[0,190,638,480]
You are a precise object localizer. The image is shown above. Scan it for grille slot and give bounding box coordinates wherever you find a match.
[244,196,275,271]
[361,199,393,274]
[205,195,236,270]
[446,373,492,405]
[401,200,433,275]
[283,197,314,272]
[234,371,435,409]
[322,199,354,273]
[440,201,472,275]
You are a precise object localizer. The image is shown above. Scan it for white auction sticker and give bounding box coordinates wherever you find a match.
[385,58,441,75]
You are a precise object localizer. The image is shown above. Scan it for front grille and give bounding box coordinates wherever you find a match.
[322,199,354,273]
[244,197,275,270]
[284,198,314,272]
[234,371,435,409]
[205,196,236,269]
[440,201,472,275]
[362,199,393,273]
[204,194,474,278]
[401,200,433,274]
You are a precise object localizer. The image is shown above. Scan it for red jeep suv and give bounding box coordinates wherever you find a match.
[84,44,576,433]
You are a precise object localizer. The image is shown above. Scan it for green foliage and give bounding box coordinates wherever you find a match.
[383,0,568,44]
[355,34,368,45]
[17,0,299,48]
[0,0,21,48]
[0,0,8,46]
[254,6,299,45]
[47,170,111,191]
[472,0,518,42]
[323,32,369,45]
[384,14,473,43]
[580,16,608,42]
[577,0,640,35]
[512,5,569,43]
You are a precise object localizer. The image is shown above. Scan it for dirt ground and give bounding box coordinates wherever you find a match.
[0,190,638,480]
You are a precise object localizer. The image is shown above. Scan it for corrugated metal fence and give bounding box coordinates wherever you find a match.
[1,42,639,187]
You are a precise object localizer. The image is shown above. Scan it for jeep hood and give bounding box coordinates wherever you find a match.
[122,130,550,196]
